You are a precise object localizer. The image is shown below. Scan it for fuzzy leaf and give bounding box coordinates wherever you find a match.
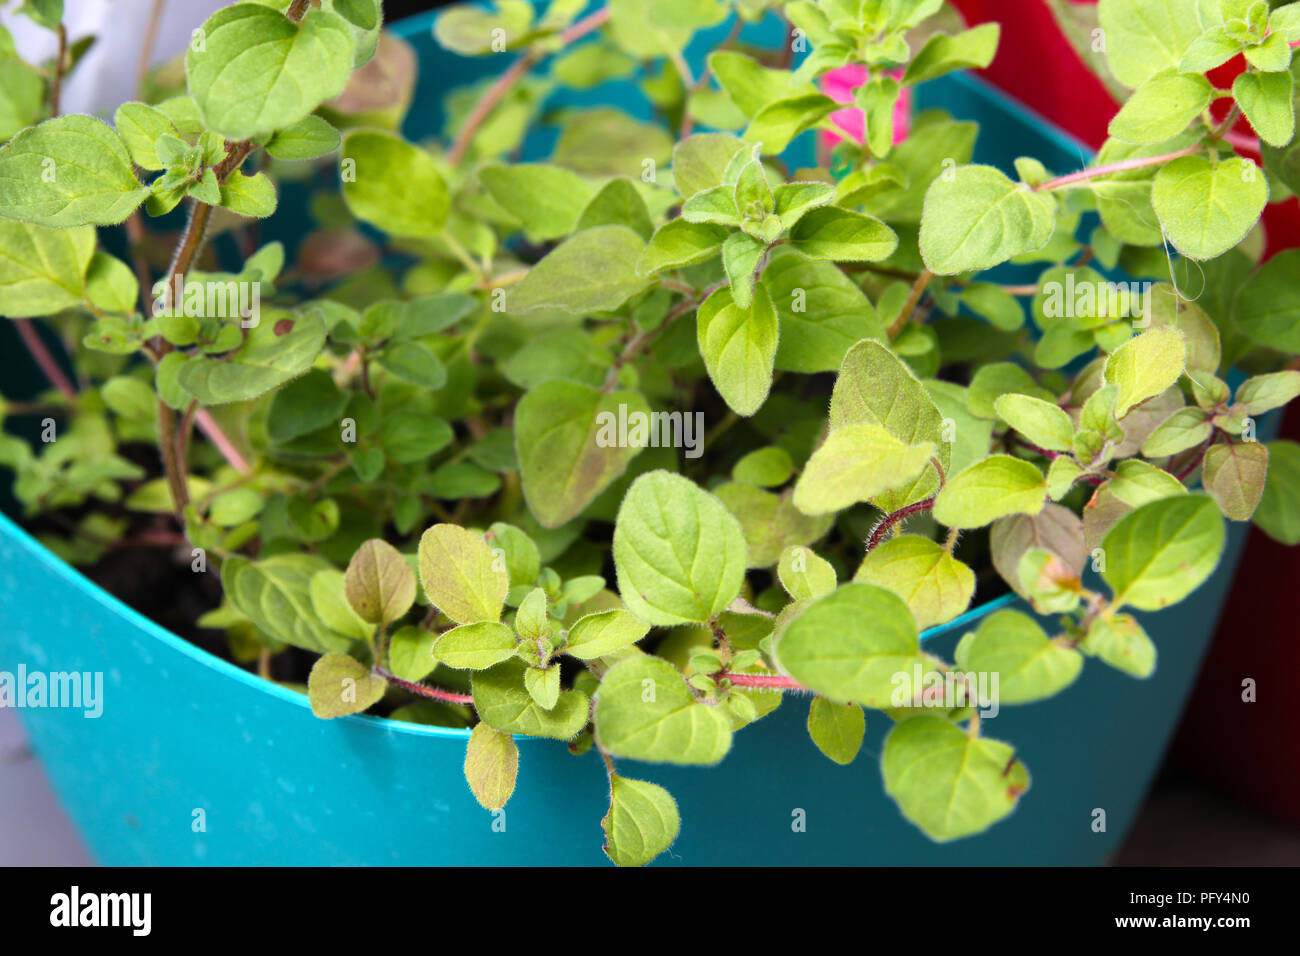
[1151,156,1268,260]
[187,3,355,140]
[418,524,509,625]
[613,471,748,625]
[594,655,732,763]
[340,129,448,238]
[775,582,927,708]
[793,423,935,515]
[464,723,518,811]
[882,715,1030,841]
[807,698,866,765]
[933,455,1047,528]
[1100,494,1225,610]
[308,652,387,718]
[919,165,1055,275]
[0,115,147,227]
[854,535,975,630]
[345,538,416,625]
[696,283,779,416]
[602,776,680,867]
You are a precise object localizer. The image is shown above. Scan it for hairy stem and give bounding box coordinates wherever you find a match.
[715,672,807,691]
[447,8,612,166]
[373,665,475,706]
[867,496,937,551]
[888,267,933,339]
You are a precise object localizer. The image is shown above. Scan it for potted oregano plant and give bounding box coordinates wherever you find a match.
[1,0,1299,866]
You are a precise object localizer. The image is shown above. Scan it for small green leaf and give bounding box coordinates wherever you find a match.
[0,115,147,227]
[733,446,794,487]
[176,309,326,404]
[564,609,650,659]
[613,471,748,625]
[218,169,277,218]
[308,652,387,718]
[187,3,356,140]
[933,455,1047,529]
[1080,612,1156,678]
[344,538,416,625]
[113,101,177,170]
[464,723,518,811]
[1104,326,1187,417]
[672,132,745,197]
[524,664,561,709]
[787,206,899,262]
[1202,441,1269,521]
[637,219,728,275]
[854,535,975,630]
[1101,494,1225,610]
[919,165,1055,275]
[1235,370,1300,415]
[1233,69,1295,148]
[602,775,680,867]
[418,524,509,625]
[265,114,342,160]
[594,655,732,764]
[1143,407,1213,457]
[340,130,448,238]
[882,715,1030,841]
[774,582,926,708]
[696,283,779,416]
[954,609,1083,704]
[1108,69,1213,145]
[515,380,650,528]
[510,225,651,313]
[807,698,865,765]
[793,423,935,515]
[1255,440,1300,544]
[479,163,597,241]
[1151,156,1268,260]
[902,23,1000,85]
[0,221,94,316]
[993,394,1075,453]
[777,545,837,600]
[473,659,589,739]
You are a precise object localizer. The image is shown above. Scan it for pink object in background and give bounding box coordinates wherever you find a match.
[819,65,912,148]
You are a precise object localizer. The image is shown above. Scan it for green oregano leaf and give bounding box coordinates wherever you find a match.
[882,715,1030,841]
[418,524,509,625]
[612,471,748,625]
[187,3,356,140]
[0,115,148,227]
[340,129,448,238]
[594,655,733,764]
[344,538,416,625]
[308,652,387,718]
[806,697,866,765]
[602,775,681,867]
[464,723,518,811]
[1100,493,1226,610]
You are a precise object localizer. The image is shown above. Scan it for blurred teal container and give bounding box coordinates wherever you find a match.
[0,7,1258,865]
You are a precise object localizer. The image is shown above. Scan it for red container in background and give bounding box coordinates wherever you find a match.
[951,0,1300,825]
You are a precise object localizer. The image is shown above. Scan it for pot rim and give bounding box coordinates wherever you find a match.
[0,507,1018,743]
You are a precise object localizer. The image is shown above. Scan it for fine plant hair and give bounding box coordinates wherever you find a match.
[2,0,1300,865]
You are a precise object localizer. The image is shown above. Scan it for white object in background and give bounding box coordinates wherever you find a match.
[0,0,226,118]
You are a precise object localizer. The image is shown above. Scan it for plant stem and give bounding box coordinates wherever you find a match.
[1035,108,1243,192]
[715,671,807,691]
[49,23,66,117]
[888,267,933,339]
[867,496,937,551]
[135,0,166,96]
[13,319,77,400]
[447,7,612,166]
[373,665,475,706]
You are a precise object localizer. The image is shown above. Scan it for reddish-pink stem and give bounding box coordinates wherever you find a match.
[374,666,474,706]
[14,319,77,401]
[717,672,807,690]
[447,7,612,166]
[195,408,252,474]
[867,496,937,551]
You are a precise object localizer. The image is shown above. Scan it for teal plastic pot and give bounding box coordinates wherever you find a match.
[0,8,1259,865]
